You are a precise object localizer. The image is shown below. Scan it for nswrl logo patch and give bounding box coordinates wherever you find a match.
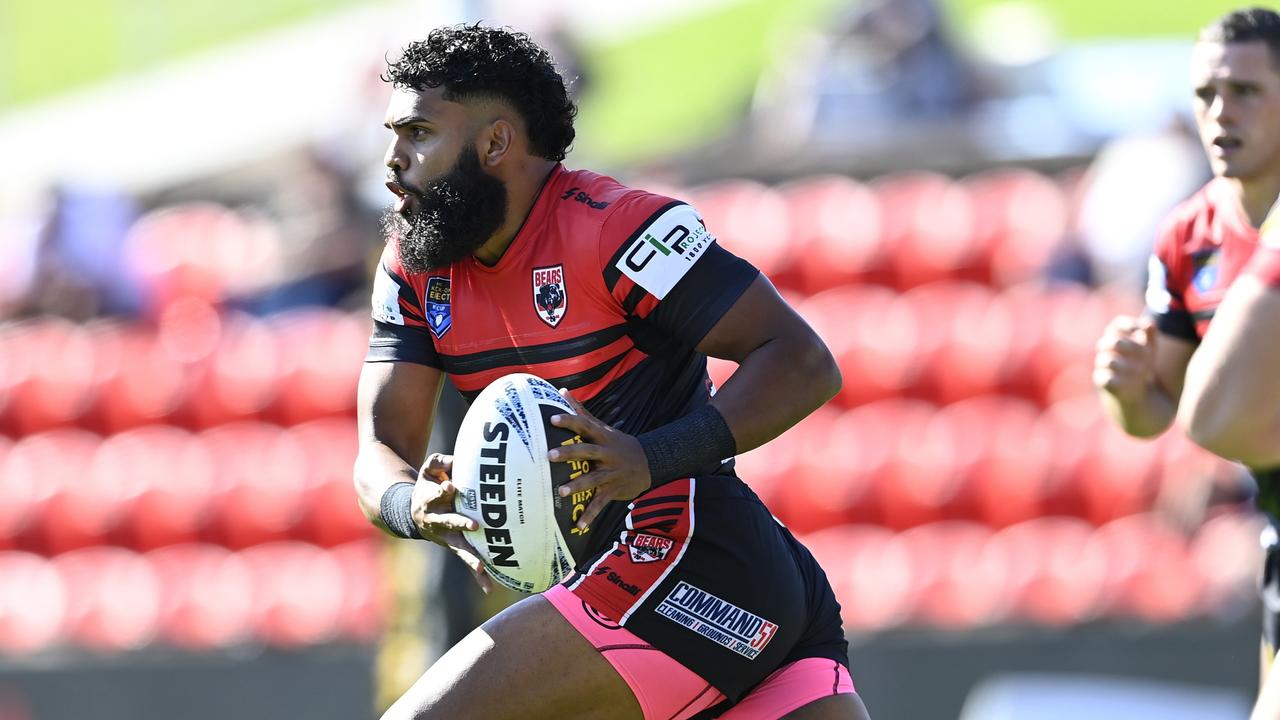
[424,276,452,339]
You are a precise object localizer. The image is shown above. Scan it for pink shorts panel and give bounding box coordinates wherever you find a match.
[544,584,725,720]
[721,658,856,720]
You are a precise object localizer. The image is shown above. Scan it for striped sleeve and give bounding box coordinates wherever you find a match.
[1145,216,1197,341]
[599,194,758,348]
[365,244,442,368]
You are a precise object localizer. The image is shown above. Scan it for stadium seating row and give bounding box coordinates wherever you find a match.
[0,279,1134,437]
[0,540,382,654]
[0,305,367,436]
[730,393,1240,534]
[0,419,371,554]
[0,394,1240,557]
[0,510,1256,656]
[118,171,1075,320]
[800,510,1262,632]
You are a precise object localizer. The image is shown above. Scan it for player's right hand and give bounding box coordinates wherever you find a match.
[412,453,494,593]
[1093,315,1157,402]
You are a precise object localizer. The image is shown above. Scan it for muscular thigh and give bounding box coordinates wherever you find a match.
[782,693,871,720]
[382,593,642,720]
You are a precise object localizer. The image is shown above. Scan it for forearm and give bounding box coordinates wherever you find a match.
[354,441,422,535]
[710,335,841,453]
[1098,385,1177,439]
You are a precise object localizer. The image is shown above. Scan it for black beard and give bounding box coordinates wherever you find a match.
[381,147,508,274]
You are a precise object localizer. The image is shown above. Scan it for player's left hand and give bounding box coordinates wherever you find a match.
[547,389,651,532]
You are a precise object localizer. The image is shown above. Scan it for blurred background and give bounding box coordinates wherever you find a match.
[0,0,1266,718]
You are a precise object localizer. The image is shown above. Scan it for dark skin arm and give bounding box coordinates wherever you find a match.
[354,360,493,592]
[549,274,841,530]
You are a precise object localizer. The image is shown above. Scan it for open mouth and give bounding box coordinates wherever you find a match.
[385,180,417,214]
[1213,136,1243,153]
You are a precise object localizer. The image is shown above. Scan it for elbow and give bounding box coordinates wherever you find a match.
[801,334,842,407]
[1181,395,1274,467]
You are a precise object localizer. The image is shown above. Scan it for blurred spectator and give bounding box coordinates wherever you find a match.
[753,0,980,149]
[17,186,139,320]
[1075,114,1211,289]
[244,148,371,314]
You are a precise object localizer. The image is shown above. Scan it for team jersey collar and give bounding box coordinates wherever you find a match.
[469,163,567,274]
[1208,177,1256,241]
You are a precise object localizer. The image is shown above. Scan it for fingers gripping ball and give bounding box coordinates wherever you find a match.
[450,373,595,593]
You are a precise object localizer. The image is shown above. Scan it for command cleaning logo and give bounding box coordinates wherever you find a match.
[655,581,778,659]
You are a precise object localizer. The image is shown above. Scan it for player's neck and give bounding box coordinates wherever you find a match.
[474,159,560,266]
[1229,174,1280,229]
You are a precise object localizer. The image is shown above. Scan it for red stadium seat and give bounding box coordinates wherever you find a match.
[873,173,981,290]
[801,524,915,633]
[90,325,192,433]
[329,539,387,642]
[0,436,16,550]
[291,418,372,547]
[1089,513,1202,623]
[778,176,889,293]
[751,407,842,534]
[5,430,102,555]
[240,542,345,647]
[201,423,309,549]
[123,203,268,316]
[902,283,1011,404]
[861,399,947,530]
[686,181,792,282]
[268,309,366,424]
[786,403,900,529]
[1077,424,1164,525]
[1033,397,1106,521]
[962,169,1069,288]
[148,544,254,650]
[878,408,966,530]
[1002,283,1114,408]
[798,286,925,408]
[100,426,217,551]
[897,521,1009,628]
[939,396,1049,528]
[0,318,99,435]
[54,547,161,651]
[0,551,67,654]
[182,310,281,428]
[988,516,1106,625]
[1191,511,1265,617]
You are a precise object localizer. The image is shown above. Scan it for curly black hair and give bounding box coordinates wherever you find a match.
[384,24,577,162]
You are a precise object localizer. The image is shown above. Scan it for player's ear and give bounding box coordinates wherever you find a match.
[480,119,514,167]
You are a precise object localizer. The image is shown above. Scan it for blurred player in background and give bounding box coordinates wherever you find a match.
[1093,4,1280,695]
[1180,210,1280,718]
[353,24,869,720]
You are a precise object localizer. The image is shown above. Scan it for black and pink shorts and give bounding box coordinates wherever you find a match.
[549,476,855,718]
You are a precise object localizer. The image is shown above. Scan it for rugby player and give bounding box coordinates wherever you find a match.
[1094,5,1280,695]
[353,24,870,720]
[1180,215,1280,720]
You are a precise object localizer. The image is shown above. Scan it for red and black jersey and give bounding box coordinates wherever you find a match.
[1250,214,1280,287]
[1146,178,1261,340]
[366,164,758,554]
[366,163,757,424]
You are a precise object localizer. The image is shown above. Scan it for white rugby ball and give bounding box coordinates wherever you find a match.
[450,373,596,593]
